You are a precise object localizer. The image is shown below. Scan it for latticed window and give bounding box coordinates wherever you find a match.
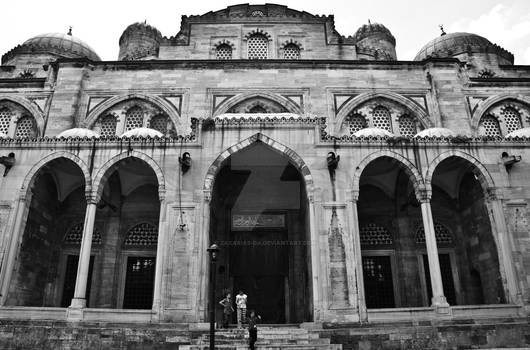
[347,113,367,135]
[248,105,267,113]
[125,107,144,131]
[216,44,232,60]
[503,107,522,133]
[124,223,158,247]
[99,115,117,137]
[372,106,392,131]
[283,44,300,59]
[360,223,393,245]
[248,34,269,59]
[0,107,12,135]
[15,116,37,138]
[398,115,417,136]
[479,115,501,137]
[150,115,169,134]
[416,222,453,244]
[64,223,102,245]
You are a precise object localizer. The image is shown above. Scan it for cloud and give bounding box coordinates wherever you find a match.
[449,3,530,64]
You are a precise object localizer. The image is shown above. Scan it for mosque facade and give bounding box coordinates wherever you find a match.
[0,3,530,348]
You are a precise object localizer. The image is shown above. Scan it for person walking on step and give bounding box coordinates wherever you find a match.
[236,290,248,329]
[247,310,261,350]
[219,293,234,328]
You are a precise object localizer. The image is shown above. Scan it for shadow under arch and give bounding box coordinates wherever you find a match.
[335,91,433,135]
[213,92,302,116]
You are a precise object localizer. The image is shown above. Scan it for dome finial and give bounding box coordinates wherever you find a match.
[439,24,446,36]
[67,26,72,36]
[368,19,371,25]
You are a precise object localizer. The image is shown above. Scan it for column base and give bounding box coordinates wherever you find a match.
[431,296,451,315]
[69,297,86,308]
[66,306,84,322]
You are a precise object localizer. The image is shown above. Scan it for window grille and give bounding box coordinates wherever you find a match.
[248,105,267,113]
[124,223,158,247]
[149,114,169,134]
[248,34,269,59]
[125,107,144,131]
[423,254,457,305]
[479,115,501,137]
[0,107,12,135]
[283,44,300,59]
[15,116,37,138]
[503,107,522,133]
[123,256,156,309]
[347,113,367,135]
[372,106,392,131]
[362,256,395,308]
[216,44,233,60]
[360,223,393,245]
[398,115,417,136]
[99,115,117,137]
[416,222,453,244]
[64,223,102,245]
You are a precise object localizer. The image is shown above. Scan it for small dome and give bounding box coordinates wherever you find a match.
[414,127,456,138]
[119,22,162,45]
[414,32,513,63]
[353,22,396,45]
[120,127,163,138]
[57,128,100,138]
[2,32,100,64]
[505,127,530,139]
[354,127,394,138]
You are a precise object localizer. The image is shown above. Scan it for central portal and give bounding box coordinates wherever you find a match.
[210,141,312,324]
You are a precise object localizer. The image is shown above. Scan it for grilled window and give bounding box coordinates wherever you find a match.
[283,44,300,59]
[216,44,233,60]
[398,115,417,137]
[125,107,144,131]
[372,106,392,131]
[124,223,158,247]
[347,113,367,135]
[99,115,118,137]
[503,107,522,133]
[248,34,269,59]
[0,107,12,135]
[362,256,395,308]
[149,115,169,134]
[15,116,37,138]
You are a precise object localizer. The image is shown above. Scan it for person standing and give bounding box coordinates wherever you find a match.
[247,310,261,350]
[235,290,248,329]
[218,293,234,328]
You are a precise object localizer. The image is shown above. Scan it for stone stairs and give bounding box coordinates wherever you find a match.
[183,326,343,350]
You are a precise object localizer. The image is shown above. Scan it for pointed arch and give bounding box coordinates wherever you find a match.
[85,94,182,132]
[425,150,496,197]
[92,151,165,202]
[335,92,433,134]
[203,133,313,196]
[214,92,302,116]
[0,95,45,136]
[352,150,424,200]
[472,94,530,130]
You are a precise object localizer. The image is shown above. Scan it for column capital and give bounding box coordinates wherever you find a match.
[203,189,211,203]
[485,187,502,202]
[85,191,98,205]
[416,188,431,203]
[158,187,166,202]
[346,189,358,203]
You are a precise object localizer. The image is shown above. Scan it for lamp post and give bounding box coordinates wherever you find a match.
[207,243,220,350]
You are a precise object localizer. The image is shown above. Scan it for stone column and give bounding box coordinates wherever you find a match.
[307,193,322,321]
[152,190,167,316]
[485,190,522,304]
[0,191,31,305]
[418,191,449,312]
[70,193,97,308]
[350,193,367,322]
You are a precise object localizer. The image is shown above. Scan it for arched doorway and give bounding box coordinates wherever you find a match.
[430,156,506,305]
[209,141,313,323]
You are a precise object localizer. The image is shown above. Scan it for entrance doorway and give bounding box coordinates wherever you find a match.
[209,142,312,324]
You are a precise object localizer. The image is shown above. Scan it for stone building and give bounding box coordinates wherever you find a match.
[0,3,529,349]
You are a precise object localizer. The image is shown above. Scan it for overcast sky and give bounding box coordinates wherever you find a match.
[1,0,529,64]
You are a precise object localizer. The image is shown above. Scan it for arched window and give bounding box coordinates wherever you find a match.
[415,222,453,245]
[398,115,417,137]
[248,105,267,113]
[283,44,300,59]
[479,115,501,137]
[99,115,118,137]
[125,107,144,131]
[15,116,37,138]
[372,106,392,131]
[360,223,393,246]
[150,114,169,134]
[216,44,232,60]
[347,113,367,135]
[0,107,12,135]
[503,107,522,133]
[124,223,158,247]
[247,34,269,59]
[64,223,102,245]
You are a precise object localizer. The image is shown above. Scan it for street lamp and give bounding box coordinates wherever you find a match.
[207,243,220,350]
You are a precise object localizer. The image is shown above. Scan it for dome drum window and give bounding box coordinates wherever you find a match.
[283,44,300,59]
[216,44,232,60]
[247,34,269,59]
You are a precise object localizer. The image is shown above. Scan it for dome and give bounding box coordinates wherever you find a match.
[57,128,100,138]
[505,127,530,139]
[414,32,513,64]
[353,22,396,45]
[120,127,163,138]
[354,127,394,138]
[119,22,162,45]
[414,127,456,138]
[2,32,101,64]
